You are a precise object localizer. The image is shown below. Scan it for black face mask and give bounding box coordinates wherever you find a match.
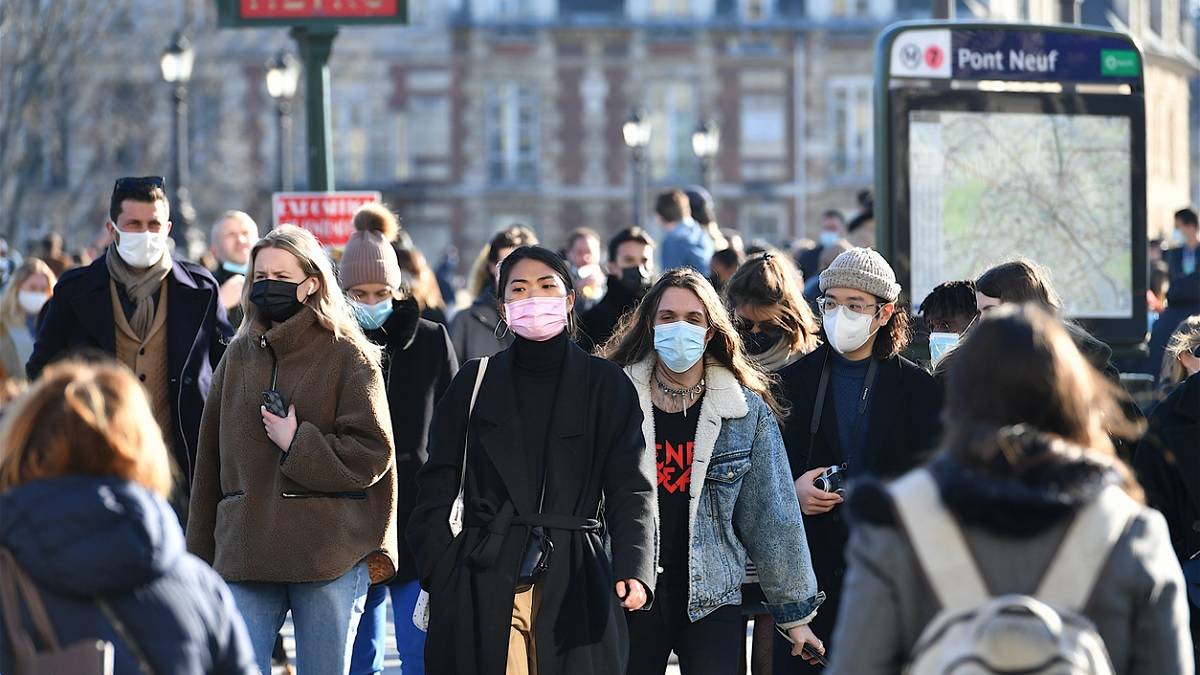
[617,266,652,299]
[250,279,307,323]
[741,328,783,356]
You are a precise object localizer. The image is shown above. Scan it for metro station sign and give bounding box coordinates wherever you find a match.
[216,0,406,27]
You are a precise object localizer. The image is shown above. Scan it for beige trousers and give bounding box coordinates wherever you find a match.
[507,585,539,675]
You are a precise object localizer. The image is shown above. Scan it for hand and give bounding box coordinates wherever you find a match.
[795,467,843,516]
[787,625,825,664]
[615,578,647,611]
[218,274,245,310]
[262,404,298,452]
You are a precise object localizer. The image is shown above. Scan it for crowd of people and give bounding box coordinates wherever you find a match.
[0,175,1196,675]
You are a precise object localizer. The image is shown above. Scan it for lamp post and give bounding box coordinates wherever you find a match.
[266,51,301,192]
[691,119,720,189]
[160,30,196,250]
[622,109,652,228]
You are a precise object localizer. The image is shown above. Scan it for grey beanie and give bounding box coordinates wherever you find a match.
[819,248,901,302]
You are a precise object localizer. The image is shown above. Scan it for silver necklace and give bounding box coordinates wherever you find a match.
[654,371,704,417]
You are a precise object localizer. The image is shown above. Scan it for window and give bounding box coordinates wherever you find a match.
[740,94,787,160]
[830,0,871,16]
[741,0,774,20]
[646,82,698,181]
[828,78,872,179]
[395,96,452,182]
[334,96,370,185]
[486,83,539,184]
[650,0,692,17]
[741,203,788,240]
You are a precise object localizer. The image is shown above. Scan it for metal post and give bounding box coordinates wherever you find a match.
[631,149,644,228]
[932,0,955,20]
[1058,0,1081,23]
[170,83,195,248]
[291,25,338,191]
[277,99,294,192]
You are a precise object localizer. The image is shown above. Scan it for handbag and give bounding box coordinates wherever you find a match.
[413,356,489,631]
[0,547,157,675]
[517,461,554,586]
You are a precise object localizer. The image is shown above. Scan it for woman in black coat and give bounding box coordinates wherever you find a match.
[408,245,657,675]
[774,249,943,674]
[1135,370,1200,662]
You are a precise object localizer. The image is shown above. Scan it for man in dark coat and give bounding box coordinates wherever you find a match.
[408,340,656,675]
[774,248,943,673]
[1135,370,1200,661]
[577,227,655,353]
[27,177,233,498]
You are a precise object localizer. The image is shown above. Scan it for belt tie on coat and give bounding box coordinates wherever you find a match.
[465,499,601,570]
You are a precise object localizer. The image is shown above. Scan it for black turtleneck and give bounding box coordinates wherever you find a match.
[512,330,568,493]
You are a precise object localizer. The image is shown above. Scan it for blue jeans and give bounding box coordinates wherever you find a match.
[229,561,370,675]
[349,579,426,675]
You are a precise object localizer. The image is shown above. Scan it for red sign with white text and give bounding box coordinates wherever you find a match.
[273,191,381,247]
[240,0,398,19]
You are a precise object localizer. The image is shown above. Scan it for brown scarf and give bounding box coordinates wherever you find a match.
[105,242,174,340]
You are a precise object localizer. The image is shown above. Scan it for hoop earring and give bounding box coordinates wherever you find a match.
[494,318,510,339]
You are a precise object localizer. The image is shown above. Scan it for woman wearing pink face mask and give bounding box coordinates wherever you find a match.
[408,245,658,675]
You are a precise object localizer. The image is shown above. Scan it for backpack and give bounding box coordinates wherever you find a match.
[888,468,1138,675]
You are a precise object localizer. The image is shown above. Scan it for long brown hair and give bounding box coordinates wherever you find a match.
[943,304,1142,499]
[725,252,820,356]
[395,247,446,313]
[603,268,783,418]
[975,259,1062,311]
[0,360,171,496]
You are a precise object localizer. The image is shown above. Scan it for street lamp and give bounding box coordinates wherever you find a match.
[691,119,720,189]
[266,51,301,192]
[622,109,652,228]
[160,30,196,250]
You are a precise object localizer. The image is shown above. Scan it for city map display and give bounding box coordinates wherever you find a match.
[908,110,1133,318]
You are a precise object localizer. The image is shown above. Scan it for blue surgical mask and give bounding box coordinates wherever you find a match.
[352,298,394,331]
[928,332,959,367]
[654,321,708,373]
[221,260,248,276]
[819,230,841,247]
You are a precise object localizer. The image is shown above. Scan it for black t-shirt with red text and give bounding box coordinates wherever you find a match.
[653,395,703,571]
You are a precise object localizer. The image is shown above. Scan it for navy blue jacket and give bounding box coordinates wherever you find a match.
[26,255,233,483]
[0,477,256,674]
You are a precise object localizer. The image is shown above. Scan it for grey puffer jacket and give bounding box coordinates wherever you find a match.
[828,446,1193,675]
[449,293,513,364]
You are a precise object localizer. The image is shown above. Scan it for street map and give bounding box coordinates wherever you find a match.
[908,110,1133,318]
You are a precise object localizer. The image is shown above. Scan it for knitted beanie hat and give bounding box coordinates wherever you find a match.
[819,247,901,302]
[339,203,403,290]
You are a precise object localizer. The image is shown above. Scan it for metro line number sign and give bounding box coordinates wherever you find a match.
[273,191,382,247]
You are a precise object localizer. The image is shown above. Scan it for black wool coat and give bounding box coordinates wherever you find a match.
[407,340,657,675]
[26,254,233,483]
[776,344,943,663]
[577,275,640,353]
[366,298,458,584]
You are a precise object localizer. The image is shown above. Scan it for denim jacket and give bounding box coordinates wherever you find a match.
[625,358,825,627]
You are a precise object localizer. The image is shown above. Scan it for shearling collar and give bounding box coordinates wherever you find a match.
[626,356,749,420]
[251,306,320,355]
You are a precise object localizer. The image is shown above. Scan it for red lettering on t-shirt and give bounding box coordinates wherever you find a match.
[656,440,694,494]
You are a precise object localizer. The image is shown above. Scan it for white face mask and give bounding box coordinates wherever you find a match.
[823,305,879,355]
[17,291,47,315]
[115,228,169,268]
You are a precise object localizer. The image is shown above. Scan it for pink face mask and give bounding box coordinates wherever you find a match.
[504,296,568,341]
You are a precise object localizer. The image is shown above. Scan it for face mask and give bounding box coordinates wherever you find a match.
[654,321,708,373]
[819,231,841,247]
[250,279,309,323]
[741,328,783,356]
[618,266,652,299]
[352,298,394,331]
[17,291,47,316]
[1171,228,1187,246]
[823,305,878,355]
[115,228,169,268]
[505,296,568,341]
[221,260,249,276]
[928,332,959,367]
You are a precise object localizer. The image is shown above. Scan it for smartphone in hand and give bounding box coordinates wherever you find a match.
[774,624,828,667]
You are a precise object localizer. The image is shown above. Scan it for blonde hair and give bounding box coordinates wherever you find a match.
[1160,314,1200,386]
[239,225,382,367]
[0,360,171,496]
[0,259,56,331]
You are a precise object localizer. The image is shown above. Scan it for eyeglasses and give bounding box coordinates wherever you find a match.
[816,297,883,316]
[735,317,782,333]
[113,176,166,193]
